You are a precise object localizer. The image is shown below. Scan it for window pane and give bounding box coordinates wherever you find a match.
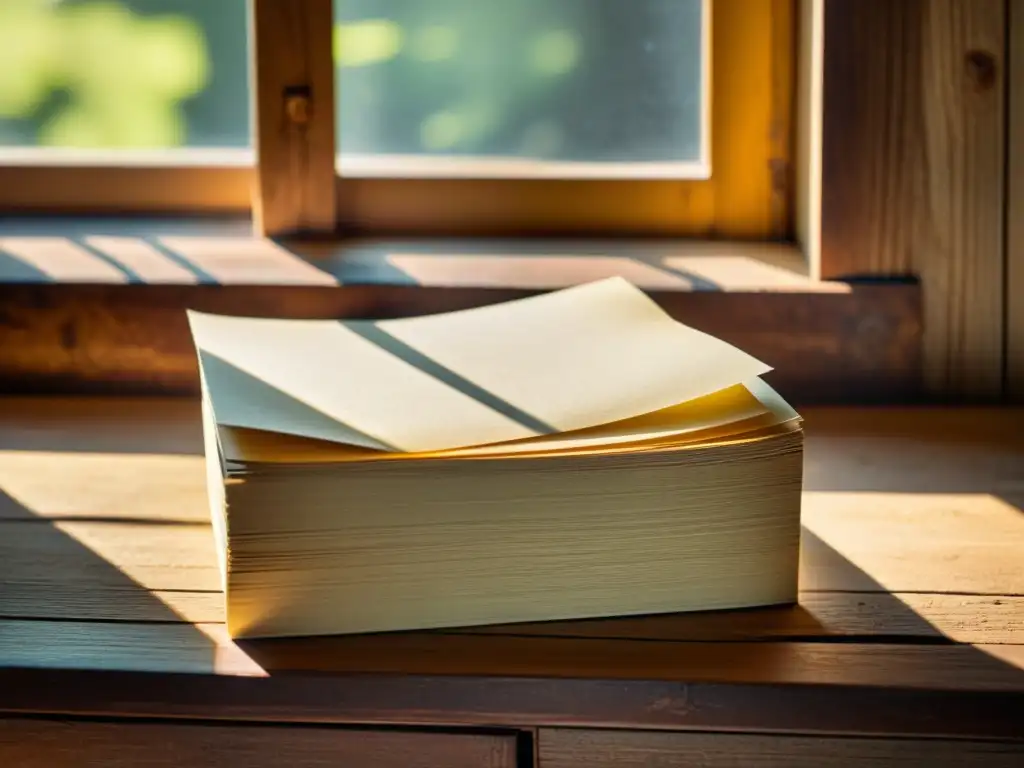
[334,0,706,178]
[0,0,250,149]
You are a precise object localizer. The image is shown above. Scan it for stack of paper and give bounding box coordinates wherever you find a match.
[189,277,802,639]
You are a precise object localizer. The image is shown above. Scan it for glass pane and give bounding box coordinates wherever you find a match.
[334,0,705,177]
[0,0,250,149]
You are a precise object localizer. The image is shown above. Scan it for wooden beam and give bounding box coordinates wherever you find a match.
[818,0,1006,399]
[0,281,921,403]
[251,0,336,236]
[0,163,252,215]
[768,0,797,239]
[1009,0,1024,401]
[0,720,517,768]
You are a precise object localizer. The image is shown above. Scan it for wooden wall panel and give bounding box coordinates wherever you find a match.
[0,282,921,403]
[1009,0,1024,400]
[818,0,1006,398]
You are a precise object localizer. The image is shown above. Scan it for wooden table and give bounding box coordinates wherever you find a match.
[1,400,1023,766]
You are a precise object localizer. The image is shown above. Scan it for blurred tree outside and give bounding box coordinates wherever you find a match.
[0,0,248,148]
[0,0,703,165]
[335,0,704,164]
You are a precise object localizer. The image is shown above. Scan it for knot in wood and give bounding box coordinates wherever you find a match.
[965,50,997,92]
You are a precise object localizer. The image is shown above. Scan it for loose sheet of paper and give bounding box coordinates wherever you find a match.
[217,382,773,464]
[188,277,771,453]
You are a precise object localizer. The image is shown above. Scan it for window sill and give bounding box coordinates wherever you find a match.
[0,217,920,403]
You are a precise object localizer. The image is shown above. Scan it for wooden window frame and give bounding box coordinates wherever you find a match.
[0,0,798,239]
[0,154,253,216]
[253,0,795,239]
[0,0,1014,402]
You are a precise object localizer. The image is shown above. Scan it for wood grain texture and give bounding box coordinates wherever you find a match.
[819,0,1006,398]
[1,619,1023,691]
[0,282,921,403]
[4,514,1021,636]
[3,666,1023,740]
[539,728,1024,768]
[1,403,1020,638]
[252,0,336,236]
[820,0,924,278]
[0,718,517,768]
[5,584,1020,644]
[917,0,1006,398]
[1,403,1021,737]
[769,0,796,238]
[1009,0,1024,400]
[196,631,1024,692]
[710,0,793,239]
[799,492,1024,595]
[0,519,220,592]
[0,165,252,215]
[472,594,1024,645]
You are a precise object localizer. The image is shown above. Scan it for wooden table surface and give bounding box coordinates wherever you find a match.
[1,399,1023,763]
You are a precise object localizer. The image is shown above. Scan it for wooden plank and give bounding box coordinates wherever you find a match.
[819,0,925,278]
[0,453,208,522]
[1,404,1020,633]
[0,718,517,768]
[539,728,1024,768]
[0,521,221,593]
[5,487,1020,610]
[0,165,252,215]
[4,508,1022,638]
[768,0,796,238]
[5,586,1023,644]
[819,0,1006,398]
[802,406,1024,494]
[916,0,1006,397]
[0,584,223,624]
[800,491,1024,595]
[0,282,921,402]
[2,620,1023,691]
[2,620,1023,743]
[2,665,1022,741]
[1009,0,1024,400]
[251,0,336,236]
[470,594,1024,645]
[332,0,790,240]
[4,403,1018,518]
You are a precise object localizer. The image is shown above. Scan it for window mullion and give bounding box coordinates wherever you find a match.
[251,0,337,236]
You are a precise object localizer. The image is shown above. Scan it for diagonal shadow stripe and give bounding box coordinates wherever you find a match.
[74,239,144,284]
[0,246,51,282]
[199,350,398,452]
[646,258,720,291]
[344,321,558,436]
[145,237,220,284]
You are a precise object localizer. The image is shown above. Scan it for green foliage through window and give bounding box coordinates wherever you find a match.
[0,0,249,149]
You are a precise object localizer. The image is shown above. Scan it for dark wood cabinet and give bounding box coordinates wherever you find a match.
[0,719,517,768]
[539,729,1024,768]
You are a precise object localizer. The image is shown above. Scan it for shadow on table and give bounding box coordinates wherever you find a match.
[235,524,1024,697]
[0,399,1021,698]
[239,411,1024,688]
[0,486,223,675]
